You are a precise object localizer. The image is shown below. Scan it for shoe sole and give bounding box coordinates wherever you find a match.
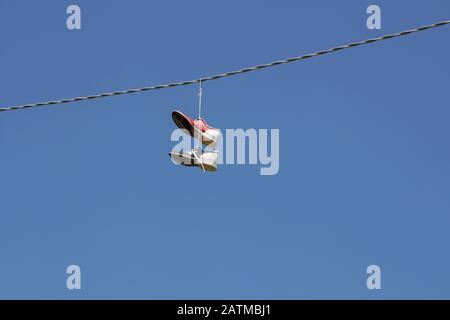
[172,110,216,147]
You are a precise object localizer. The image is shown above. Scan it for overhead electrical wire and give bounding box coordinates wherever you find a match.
[0,20,449,113]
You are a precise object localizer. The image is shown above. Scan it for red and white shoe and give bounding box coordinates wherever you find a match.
[169,149,218,172]
[172,110,221,147]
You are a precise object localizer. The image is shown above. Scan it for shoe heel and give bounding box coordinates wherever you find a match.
[199,152,218,172]
[194,127,221,147]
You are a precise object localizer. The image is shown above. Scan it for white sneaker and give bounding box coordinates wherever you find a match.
[169,149,218,172]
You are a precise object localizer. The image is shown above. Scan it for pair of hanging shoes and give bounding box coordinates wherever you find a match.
[169,110,220,172]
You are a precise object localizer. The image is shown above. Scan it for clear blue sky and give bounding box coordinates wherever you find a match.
[0,0,449,299]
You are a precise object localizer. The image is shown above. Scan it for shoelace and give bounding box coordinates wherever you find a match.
[192,149,205,172]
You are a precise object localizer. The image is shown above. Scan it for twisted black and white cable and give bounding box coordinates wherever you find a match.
[1,20,449,113]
